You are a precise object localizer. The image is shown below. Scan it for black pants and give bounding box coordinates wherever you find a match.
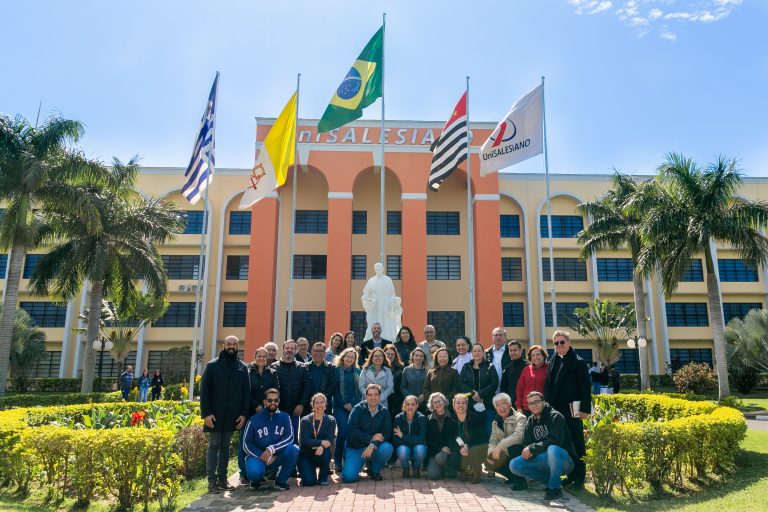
[151,387,162,400]
[564,416,586,483]
[486,444,525,484]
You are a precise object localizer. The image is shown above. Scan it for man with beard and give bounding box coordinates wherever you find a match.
[200,335,250,493]
[308,342,338,413]
[358,322,392,366]
[271,339,310,439]
[500,340,528,399]
[242,388,300,491]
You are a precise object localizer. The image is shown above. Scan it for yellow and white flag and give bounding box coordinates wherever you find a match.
[239,92,297,209]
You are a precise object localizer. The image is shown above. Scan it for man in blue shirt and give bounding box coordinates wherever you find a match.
[119,365,134,400]
[242,388,300,491]
[342,383,394,483]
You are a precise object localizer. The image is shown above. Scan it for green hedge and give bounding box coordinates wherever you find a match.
[586,394,747,497]
[0,391,123,410]
[5,377,116,393]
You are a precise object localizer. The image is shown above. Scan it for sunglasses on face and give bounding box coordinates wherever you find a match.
[553,340,567,346]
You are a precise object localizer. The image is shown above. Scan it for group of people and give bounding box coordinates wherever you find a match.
[588,362,621,394]
[118,366,165,401]
[199,326,592,501]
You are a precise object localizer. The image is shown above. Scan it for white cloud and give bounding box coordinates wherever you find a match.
[568,0,742,40]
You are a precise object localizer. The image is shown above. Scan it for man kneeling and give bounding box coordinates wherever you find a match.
[509,391,576,500]
[242,388,300,491]
[342,383,394,482]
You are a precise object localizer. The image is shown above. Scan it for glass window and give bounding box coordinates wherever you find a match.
[229,211,252,235]
[161,255,202,280]
[290,311,325,344]
[351,255,367,280]
[31,351,62,378]
[680,259,704,282]
[387,211,402,235]
[386,255,401,280]
[94,351,137,379]
[0,254,8,279]
[23,254,43,279]
[665,303,708,327]
[539,215,583,238]
[670,348,713,369]
[352,210,367,234]
[295,210,328,234]
[542,258,587,281]
[544,302,589,327]
[293,255,327,279]
[181,210,205,234]
[223,302,247,327]
[500,215,520,238]
[426,211,460,235]
[614,349,639,374]
[153,302,198,327]
[503,302,524,327]
[427,256,461,280]
[722,302,762,324]
[350,311,366,344]
[19,301,67,327]
[574,349,593,365]
[718,259,759,282]
[501,257,523,281]
[596,258,633,281]
[225,255,249,280]
[427,311,465,346]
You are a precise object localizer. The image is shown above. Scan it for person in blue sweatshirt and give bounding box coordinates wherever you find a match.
[297,392,337,486]
[242,388,300,491]
[341,383,394,483]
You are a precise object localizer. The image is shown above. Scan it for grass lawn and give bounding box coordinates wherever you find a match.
[570,429,768,511]
[734,390,768,413]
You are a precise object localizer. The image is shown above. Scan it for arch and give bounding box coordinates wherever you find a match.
[534,192,585,218]
[500,192,535,345]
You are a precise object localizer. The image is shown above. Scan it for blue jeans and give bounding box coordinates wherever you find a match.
[297,449,332,486]
[245,444,300,485]
[396,444,427,469]
[139,387,149,402]
[341,442,394,483]
[121,387,131,400]
[484,409,496,438]
[333,405,351,466]
[592,381,602,395]
[509,445,574,490]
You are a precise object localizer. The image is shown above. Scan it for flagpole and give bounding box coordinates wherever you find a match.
[465,76,477,344]
[286,73,301,340]
[542,75,557,347]
[188,71,218,400]
[379,13,387,266]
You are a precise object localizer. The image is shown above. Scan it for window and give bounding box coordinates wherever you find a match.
[31,351,61,378]
[665,303,708,327]
[181,210,205,234]
[500,215,520,238]
[0,254,6,278]
[352,210,367,234]
[153,302,197,327]
[293,255,327,279]
[427,211,460,235]
[23,254,42,279]
[544,302,588,327]
[427,311,465,346]
[351,255,367,280]
[501,257,523,281]
[19,301,67,327]
[718,259,759,282]
[540,215,583,238]
[223,302,247,327]
[680,259,704,282]
[386,255,402,280]
[597,258,633,281]
[427,256,461,280]
[229,211,252,235]
[94,351,137,379]
[542,258,587,281]
[295,210,328,234]
[225,255,249,280]
[503,302,524,327]
[350,311,367,344]
[723,303,762,324]
[574,349,593,365]
[670,348,713,369]
[290,311,325,345]
[161,255,202,280]
[614,349,639,374]
[387,211,402,235]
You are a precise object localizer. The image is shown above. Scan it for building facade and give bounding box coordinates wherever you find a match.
[4,118,768,380]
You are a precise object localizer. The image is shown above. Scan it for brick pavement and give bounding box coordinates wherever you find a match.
[185,468,594,512]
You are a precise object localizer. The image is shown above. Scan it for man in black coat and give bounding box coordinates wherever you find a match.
[500,340,528,401]
[307,342,339,413]
[270,339,310,440]
[544,330,591,489]
[358,322,393,366]
[200,335,250,493]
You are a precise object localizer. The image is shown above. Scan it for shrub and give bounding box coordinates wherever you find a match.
[673,362,717,395]
[174,425,207,478]
[0,391,122,410]
[650,373,675,388]
[729,362,761,395]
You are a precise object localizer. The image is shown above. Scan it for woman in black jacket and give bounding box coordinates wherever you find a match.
[425,392,460,480]
[458,343,499,436]
[452,393,488,483]
[298,393,337,486]
[247,348,280,416]
[150,369,164,401]
[392,395,427,478]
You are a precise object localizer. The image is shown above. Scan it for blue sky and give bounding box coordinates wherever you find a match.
[2,0,766,176]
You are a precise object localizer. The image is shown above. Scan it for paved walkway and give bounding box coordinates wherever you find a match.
[185,468,594,512]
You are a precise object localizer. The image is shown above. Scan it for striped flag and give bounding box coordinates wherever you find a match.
[429,92,468,191]
[182,73,219,204]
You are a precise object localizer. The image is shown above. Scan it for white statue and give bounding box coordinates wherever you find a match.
[361,262,401,341]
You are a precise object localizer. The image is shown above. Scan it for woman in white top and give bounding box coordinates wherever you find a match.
[451,336,472,376]
[358,347,394,407]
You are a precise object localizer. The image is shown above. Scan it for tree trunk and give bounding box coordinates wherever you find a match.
[80,280,103,394]
[704,245,730,399]
[0,242,26,397]
[633,272,651,390]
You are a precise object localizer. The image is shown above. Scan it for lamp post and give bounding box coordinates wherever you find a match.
[626,335,647,392]
[93,336,114,383]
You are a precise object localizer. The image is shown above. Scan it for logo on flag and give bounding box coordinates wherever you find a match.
[429,92,468,192]
[182,73,219,204]
[480,84,543,176]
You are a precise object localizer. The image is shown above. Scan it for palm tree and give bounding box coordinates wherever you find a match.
[577,172,653,389]
[30,157,185,393]
[0,304,47,393]
[724,308,768,374]
[570,299,636,367]
[635,153,768,399]
[0,114,100,397]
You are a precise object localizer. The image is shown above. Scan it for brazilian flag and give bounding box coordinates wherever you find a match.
[318,26,383,133]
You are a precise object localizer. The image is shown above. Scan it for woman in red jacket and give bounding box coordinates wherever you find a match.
[515,345,548,416]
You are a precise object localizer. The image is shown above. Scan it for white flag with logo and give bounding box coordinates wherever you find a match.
[480,84,543,176]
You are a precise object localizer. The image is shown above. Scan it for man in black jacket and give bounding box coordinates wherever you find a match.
[509,392,576,500]
[307,342,339,412]
[200,335,250,493]
[500,340,528,401]
[358,322,392,366]
[270,339,310,440]
[544,330,591,489]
